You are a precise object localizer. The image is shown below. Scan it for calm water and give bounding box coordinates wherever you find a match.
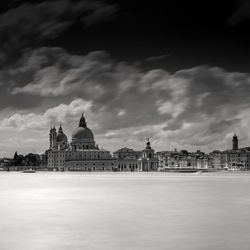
[0,172,250,250]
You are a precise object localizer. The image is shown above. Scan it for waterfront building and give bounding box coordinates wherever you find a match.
[47,114,116,171]
[209,150,222,170]
[116,156,139,171]
[156,149,210,169]
[156,151,171,169]
[209,133,250,170]
[113,148,141,171]
[221,148,250,170]
[138,140,158,171]
[114,140,158,171]
[113,148,142,160]
[196,154,209,169]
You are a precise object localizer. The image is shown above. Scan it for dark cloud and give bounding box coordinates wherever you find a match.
[0,0,117,66]
[205,119,241,135]
[0,90,42,110]
[228,0,250,25]
[80,2,118,28]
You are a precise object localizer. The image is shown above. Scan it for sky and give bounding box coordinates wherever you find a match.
[0,0,250,157]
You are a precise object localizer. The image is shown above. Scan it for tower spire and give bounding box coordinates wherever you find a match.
[79,114,87,127]
[58,124,63,133]
[146,138,151,149]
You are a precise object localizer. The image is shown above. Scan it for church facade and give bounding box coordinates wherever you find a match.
[47,114,116,171]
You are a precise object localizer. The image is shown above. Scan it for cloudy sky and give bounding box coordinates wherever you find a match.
[0,0,250,157]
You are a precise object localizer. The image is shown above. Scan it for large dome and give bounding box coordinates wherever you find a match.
[71,114,94,141]
[72,126,94,140]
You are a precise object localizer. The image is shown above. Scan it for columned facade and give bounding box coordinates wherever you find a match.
[138,140,158,171]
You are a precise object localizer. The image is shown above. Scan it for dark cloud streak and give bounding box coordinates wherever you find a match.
[0,0,117,67]
[228,0,250,25]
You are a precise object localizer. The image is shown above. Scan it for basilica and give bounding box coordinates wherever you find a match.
[47,114,116,171]
[46,114,158,171]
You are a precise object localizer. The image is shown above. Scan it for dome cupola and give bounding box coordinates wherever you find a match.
[71,114,96,149]
[79,114,87,127]
[56,125,68,143]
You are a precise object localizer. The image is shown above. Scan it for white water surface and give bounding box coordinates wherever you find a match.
[0,172,250,250]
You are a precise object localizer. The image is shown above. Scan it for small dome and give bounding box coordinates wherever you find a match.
[56,132,67,142]
[56,125,68,142]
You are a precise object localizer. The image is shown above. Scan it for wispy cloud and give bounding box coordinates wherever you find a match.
[145,54,170,62]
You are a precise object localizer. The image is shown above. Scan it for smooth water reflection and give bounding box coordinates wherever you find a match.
[0,172,250,250]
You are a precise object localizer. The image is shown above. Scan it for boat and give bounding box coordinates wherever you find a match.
[165,168,199,173]
[195,170,204,174]
[22,168,36,173]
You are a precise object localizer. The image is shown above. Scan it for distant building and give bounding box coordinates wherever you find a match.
[0,158,11,170]
[138,140,158,171]
[221,149,250,170]
[156,149,210,169]
[209,150,222,170]
[113,147,142,159]
[209,133,250,170]
[116,156,139,171]
[114,140,158,171]
[156,151,172,168]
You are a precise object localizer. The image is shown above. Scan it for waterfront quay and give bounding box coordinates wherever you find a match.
[1,116,249,172]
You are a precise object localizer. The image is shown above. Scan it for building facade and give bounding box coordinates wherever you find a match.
[113,148,142,160]
[209,134,250,170]
[114,140,158,171]
[209,150,222,170]
[138,140,158,171]
[156,149,210,170]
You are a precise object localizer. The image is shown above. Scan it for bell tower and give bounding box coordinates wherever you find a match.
[49,127,57,149]
[49,127,53,148]
[232,133,238,150]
